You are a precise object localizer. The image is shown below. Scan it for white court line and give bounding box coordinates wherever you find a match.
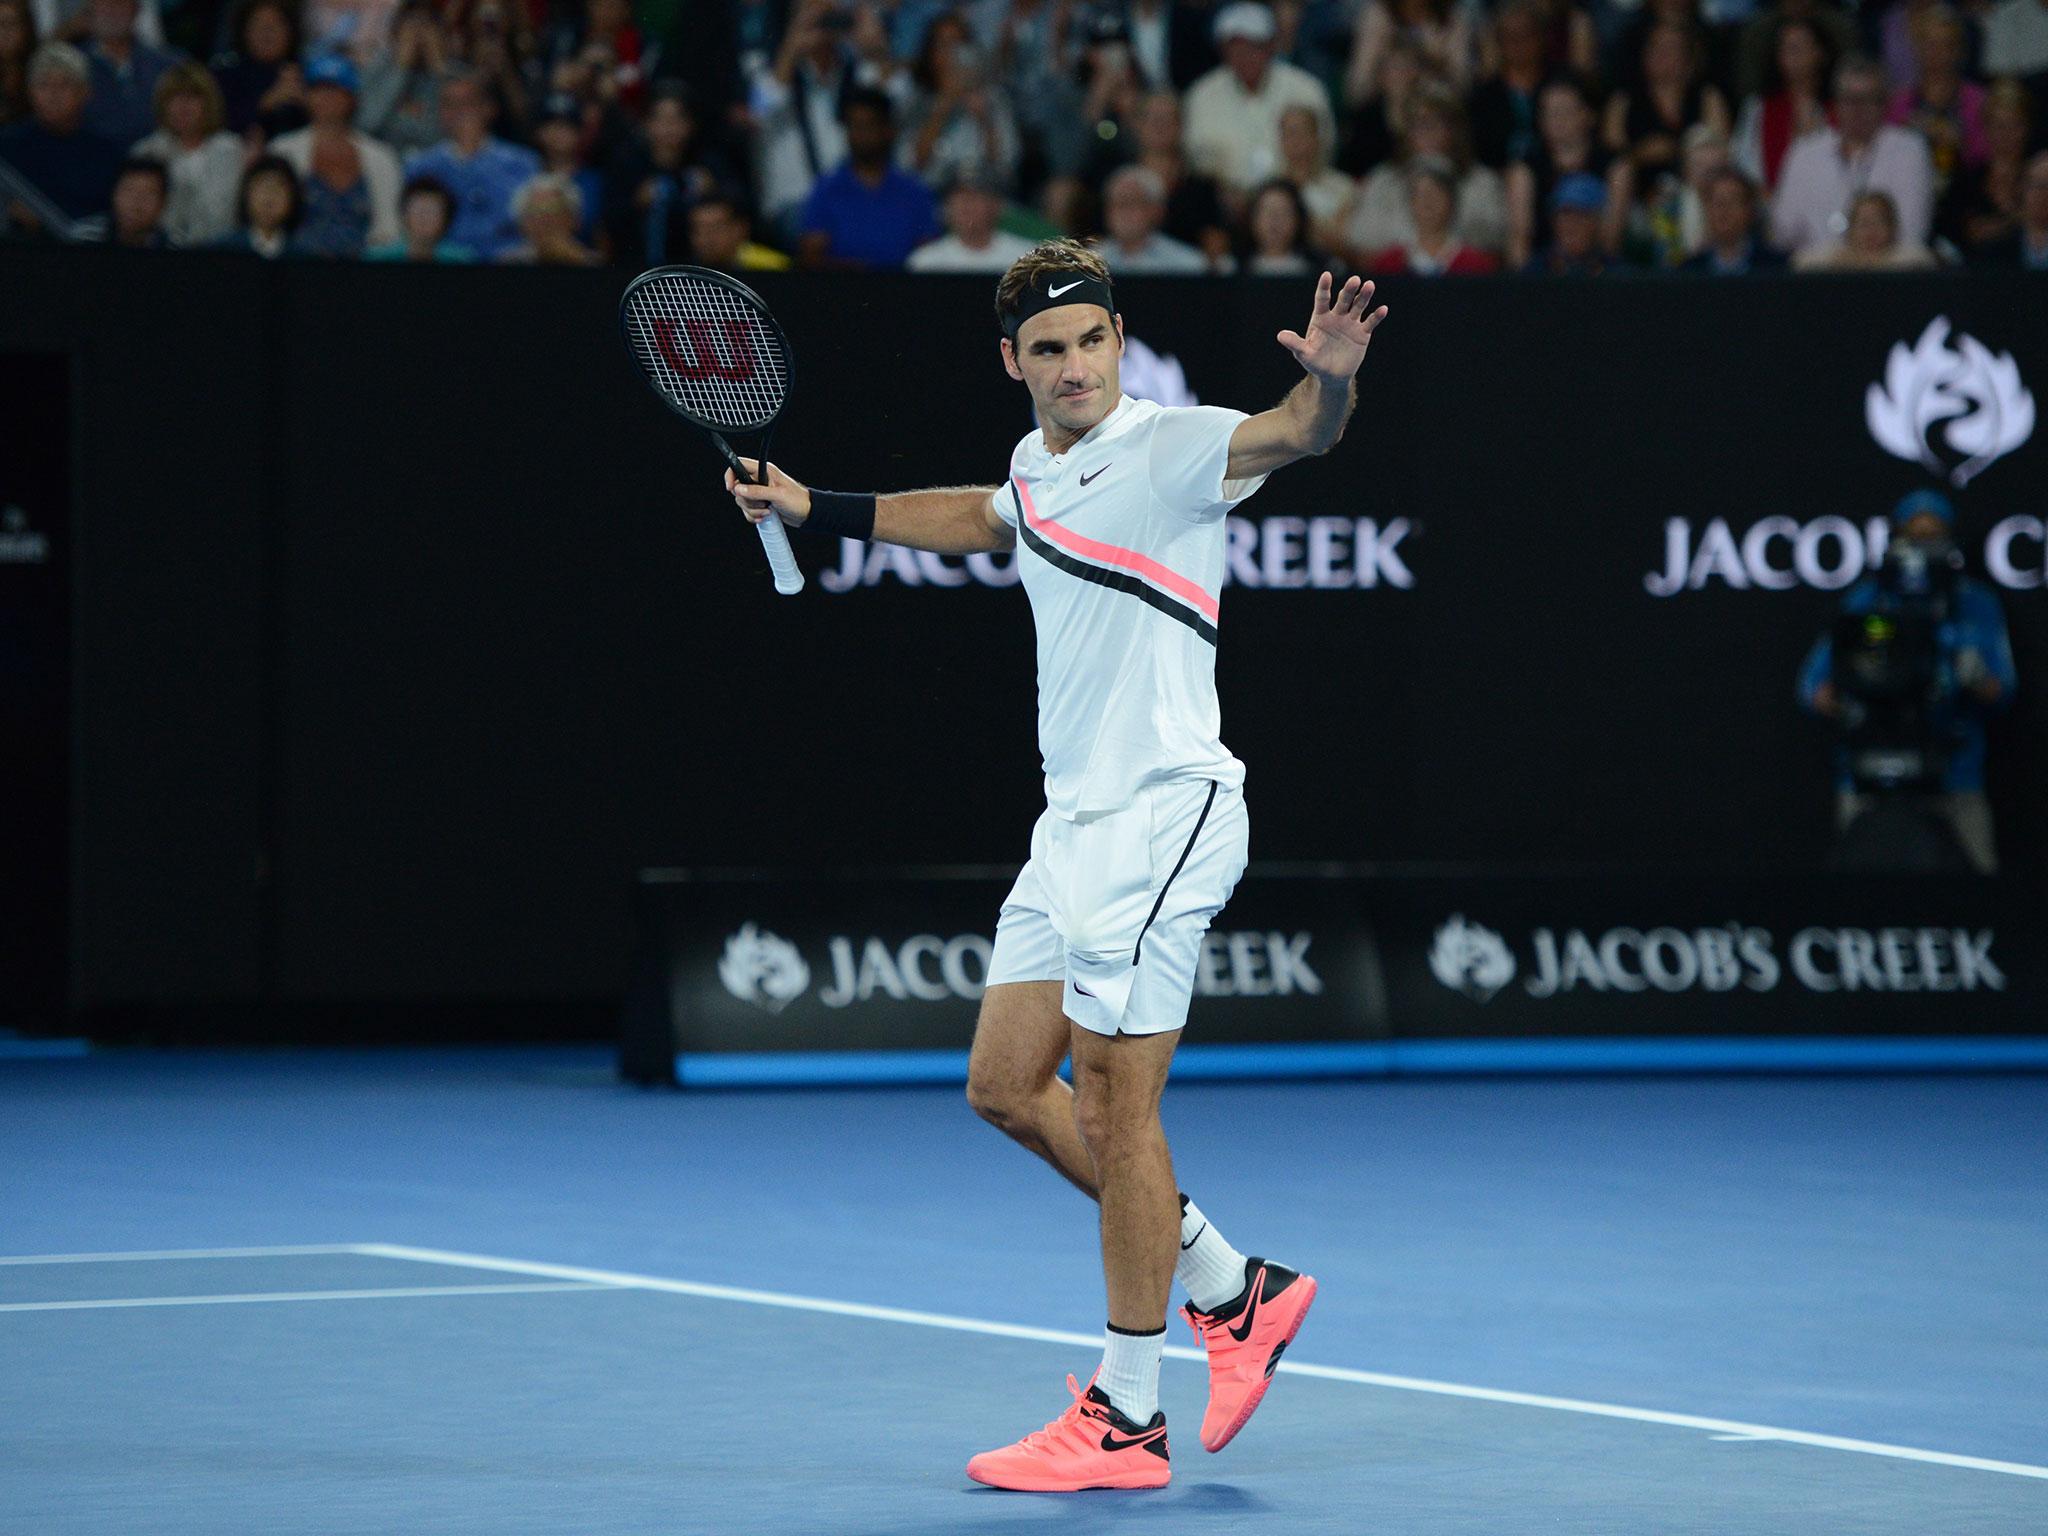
[355,1242,2048,1484]
[0,1245,366,1266]
[0,1281,613,1314]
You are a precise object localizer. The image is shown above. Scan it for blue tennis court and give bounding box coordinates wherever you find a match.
[3,1047,2044,1534]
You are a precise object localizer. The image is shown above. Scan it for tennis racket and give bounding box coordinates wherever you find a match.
[619,265,803,596]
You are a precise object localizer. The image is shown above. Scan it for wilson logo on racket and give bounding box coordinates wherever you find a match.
[653,317,760,383]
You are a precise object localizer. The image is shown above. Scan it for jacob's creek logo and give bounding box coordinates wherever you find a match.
[0,506,50,565]
[821,518,1415,594]
[1866,318,2034,488]
[1429,918,2005,1001]
[717,927,1321,1012]
[1650,318,2040,595]
[716,923,810,1014]
[1646,512,2048,594]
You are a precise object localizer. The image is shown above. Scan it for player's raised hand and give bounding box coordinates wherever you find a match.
[725,459,813,527]
[1276,273,1389,384]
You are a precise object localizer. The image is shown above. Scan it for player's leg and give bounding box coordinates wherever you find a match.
[965,981,1099,1198]
[964,1022,1180,1495]
[1119,782,1316,1453]
[1069,1022,1182,1344]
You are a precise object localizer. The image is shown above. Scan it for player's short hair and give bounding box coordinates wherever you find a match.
[995,238,1112,337]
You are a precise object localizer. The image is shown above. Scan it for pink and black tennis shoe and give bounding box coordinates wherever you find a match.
[1181,1257,1317,1452]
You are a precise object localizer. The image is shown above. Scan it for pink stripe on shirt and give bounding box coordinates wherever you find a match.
[1013,478,1221,623]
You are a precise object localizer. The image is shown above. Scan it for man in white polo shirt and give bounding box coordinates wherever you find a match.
[1772,55,1934,255]
[1183,1,1335,196]
[725,240,1387,1492]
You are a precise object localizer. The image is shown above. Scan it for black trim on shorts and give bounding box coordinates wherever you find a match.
[1133,780,1219,966]
[1015,517,1220,646]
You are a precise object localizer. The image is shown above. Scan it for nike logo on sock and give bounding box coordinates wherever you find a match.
[1180,1223,1207,1251]
[1079,463,1112,486]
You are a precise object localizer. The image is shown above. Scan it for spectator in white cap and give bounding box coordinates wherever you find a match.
[1098,160,1211,271]
[1182,1,1333,198]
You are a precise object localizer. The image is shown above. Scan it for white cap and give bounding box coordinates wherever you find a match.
[1212,2,1277,46]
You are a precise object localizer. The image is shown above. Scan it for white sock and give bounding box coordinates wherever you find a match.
[1175,1195,1251,1314]
[1098,1324,1164,1424]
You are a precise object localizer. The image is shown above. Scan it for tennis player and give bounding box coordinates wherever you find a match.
[727,239,1387,1491]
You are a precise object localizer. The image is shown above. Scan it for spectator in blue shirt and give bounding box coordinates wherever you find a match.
[80,0,180,149]
[1798,490,2017,873]
[797,85,937,269]
[403,64,537,258]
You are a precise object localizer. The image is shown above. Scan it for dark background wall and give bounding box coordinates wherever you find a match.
[1,248,2041,1023]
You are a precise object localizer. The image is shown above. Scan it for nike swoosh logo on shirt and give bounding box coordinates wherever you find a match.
[1080,463,1111,486]
[1048,279,1084,296]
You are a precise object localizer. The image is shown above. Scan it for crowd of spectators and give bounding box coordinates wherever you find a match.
[2,0,2045,272]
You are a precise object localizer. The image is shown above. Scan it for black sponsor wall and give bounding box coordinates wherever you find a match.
[0,353,70,1022]
[1,249,2041,1024]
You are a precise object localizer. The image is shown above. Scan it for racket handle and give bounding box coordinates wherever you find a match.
[756,511,804,596]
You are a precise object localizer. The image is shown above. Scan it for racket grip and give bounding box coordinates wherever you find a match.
[756,512,804,596]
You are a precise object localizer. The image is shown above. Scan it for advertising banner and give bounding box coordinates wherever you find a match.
[623,867,2046,1083]
[1372,873,2044,1037]
[621,868,1377,1082]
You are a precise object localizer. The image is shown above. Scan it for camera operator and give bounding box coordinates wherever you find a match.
[1797,490,2016,873]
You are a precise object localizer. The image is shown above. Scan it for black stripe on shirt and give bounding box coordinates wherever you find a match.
[1016,519,1219,647]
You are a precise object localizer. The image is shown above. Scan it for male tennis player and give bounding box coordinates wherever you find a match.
[727,240,1387,1491]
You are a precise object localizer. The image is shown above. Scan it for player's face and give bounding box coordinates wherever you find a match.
[1003,306,1122,438]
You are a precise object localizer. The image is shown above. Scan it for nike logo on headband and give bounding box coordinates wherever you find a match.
[1048,280,1084,297]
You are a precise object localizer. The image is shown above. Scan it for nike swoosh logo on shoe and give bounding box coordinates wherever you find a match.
[1226,1269,1267,1342]
[1100,1428,1165,1453]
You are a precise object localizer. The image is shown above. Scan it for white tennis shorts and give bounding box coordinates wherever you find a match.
[984,778,1250,1037]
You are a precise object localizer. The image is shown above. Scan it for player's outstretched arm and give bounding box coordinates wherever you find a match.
[1225,273,1389,481]
[727,461,1015,555]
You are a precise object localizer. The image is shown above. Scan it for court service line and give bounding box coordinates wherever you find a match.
[355,1242,2048,1484]
[0,1245,368,1266]
[0,1281,614,1314]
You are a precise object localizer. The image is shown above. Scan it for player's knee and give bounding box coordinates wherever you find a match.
[1070,1083,1120,1159]
[965,1065,1023,1130]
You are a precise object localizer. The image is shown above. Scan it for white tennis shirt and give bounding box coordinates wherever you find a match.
[994,393,1269,820]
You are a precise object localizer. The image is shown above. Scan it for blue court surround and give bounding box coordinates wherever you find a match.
[673,1034,2048,1085]
[3,1048,2045,1534]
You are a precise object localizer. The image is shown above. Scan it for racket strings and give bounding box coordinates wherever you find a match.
[624,278,789,432]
